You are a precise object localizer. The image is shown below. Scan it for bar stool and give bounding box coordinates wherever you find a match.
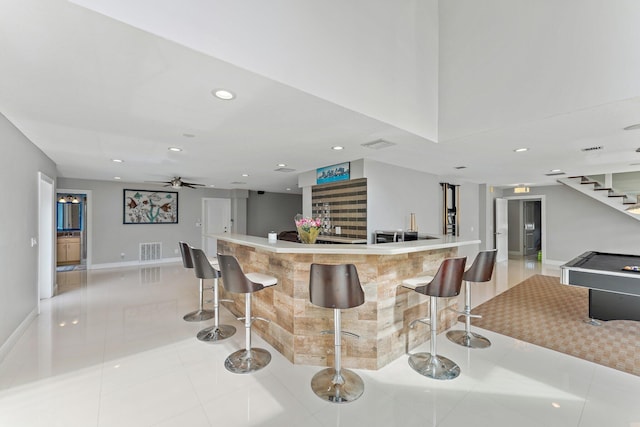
[309,263,365,403]
[446,249,497,349]
[179,242,214,322]
[189,247,236,342]
[402,256,466,380]
[217,254,277,374]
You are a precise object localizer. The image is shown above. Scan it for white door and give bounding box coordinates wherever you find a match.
[201,198,231,256]
[495,198,508,262]
[38,172,55,302]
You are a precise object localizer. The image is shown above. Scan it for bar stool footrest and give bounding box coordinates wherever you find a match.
[310,367,364,403]
[446,330,491,348]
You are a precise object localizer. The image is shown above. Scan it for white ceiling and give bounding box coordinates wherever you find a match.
[2,0,640,194]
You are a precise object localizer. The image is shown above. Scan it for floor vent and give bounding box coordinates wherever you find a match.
[139,242,162,262]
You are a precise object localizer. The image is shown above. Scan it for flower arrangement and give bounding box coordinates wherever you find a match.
[294,214,322,244]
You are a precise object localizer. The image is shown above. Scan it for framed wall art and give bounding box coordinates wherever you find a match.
[316,162,350,184]
[123,189,178,224]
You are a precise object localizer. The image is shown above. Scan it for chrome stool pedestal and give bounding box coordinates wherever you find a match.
[446,249,497,349]
[408,297,460,380]
[189,248,236,342]
[402,257,467,380]
[309,263,365,403]
[179,242,215,322]
[217,254,277,374]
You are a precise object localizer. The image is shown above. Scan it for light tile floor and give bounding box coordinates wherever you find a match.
[0,259,638,426]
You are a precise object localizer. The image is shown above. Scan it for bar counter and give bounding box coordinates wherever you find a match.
[213,233,480,370]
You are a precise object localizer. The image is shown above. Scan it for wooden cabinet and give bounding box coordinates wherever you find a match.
[57,236,81,265]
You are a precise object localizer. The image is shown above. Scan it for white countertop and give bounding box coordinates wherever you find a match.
[212,233,480,255]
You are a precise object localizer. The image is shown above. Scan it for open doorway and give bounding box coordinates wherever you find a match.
[55,189,92,271]
[507,197,544,261]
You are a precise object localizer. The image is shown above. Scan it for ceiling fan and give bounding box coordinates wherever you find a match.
[147,177,205,189]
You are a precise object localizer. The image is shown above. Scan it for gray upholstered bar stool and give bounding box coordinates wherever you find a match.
[189,247,236,342]
[402,256,466,380]
[217,254,277,374]
[309,263,365,403]
[179,242,215,322]
[446,249,497,349]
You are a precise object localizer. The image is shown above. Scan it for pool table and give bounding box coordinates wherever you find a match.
[561,251,640,321]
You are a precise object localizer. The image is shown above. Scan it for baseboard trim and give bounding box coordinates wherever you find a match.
[90,257,181,270]
[544,259,567,266]
[0,307,38,364]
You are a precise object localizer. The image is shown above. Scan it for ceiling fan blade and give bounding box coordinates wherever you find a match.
[181,182,204,188]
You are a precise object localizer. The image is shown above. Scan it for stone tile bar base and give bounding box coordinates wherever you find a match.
[217,238,465,370]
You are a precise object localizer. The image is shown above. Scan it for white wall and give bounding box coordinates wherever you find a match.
[0,114,57,356]
[439,0,640,141]
[58,178,248,265]
[517,184,640,262]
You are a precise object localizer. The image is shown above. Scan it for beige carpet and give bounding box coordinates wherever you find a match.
[469,274,640,376]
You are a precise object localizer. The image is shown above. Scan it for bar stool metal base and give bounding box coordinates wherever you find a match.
[446,330,491,349]
[197,324,236,342]
[183,309,215,322]
[224,348,271,374]
[408,352,461,380]
[311,368,364,403]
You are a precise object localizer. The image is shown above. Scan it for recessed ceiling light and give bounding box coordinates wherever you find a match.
[286,188,291,191]
[623,123,640,131]
[332,146,344,151]
[514,148,529,152]
[111,159,124,163]
[168,147,182,152]
[550,169,562,172]
[212,89,235,100]
[114,176,121,180]
[241,173,249,177]
[277,163,287,167]
[209,184,215,187]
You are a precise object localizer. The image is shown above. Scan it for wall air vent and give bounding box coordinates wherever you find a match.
[274,167,296,173]
[361,139,396,149]
[139,242,161,262]
[581,145,603,152]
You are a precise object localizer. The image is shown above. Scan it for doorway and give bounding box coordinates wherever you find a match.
[56,189,92,270]
[495,195,546,263]
[201,198,232,255]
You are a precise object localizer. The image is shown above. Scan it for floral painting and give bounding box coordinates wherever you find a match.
[123,189,178,224]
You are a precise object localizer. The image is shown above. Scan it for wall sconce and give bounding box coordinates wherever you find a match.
[513,187,530,194]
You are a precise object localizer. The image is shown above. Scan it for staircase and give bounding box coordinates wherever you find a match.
[557,176,640,221]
